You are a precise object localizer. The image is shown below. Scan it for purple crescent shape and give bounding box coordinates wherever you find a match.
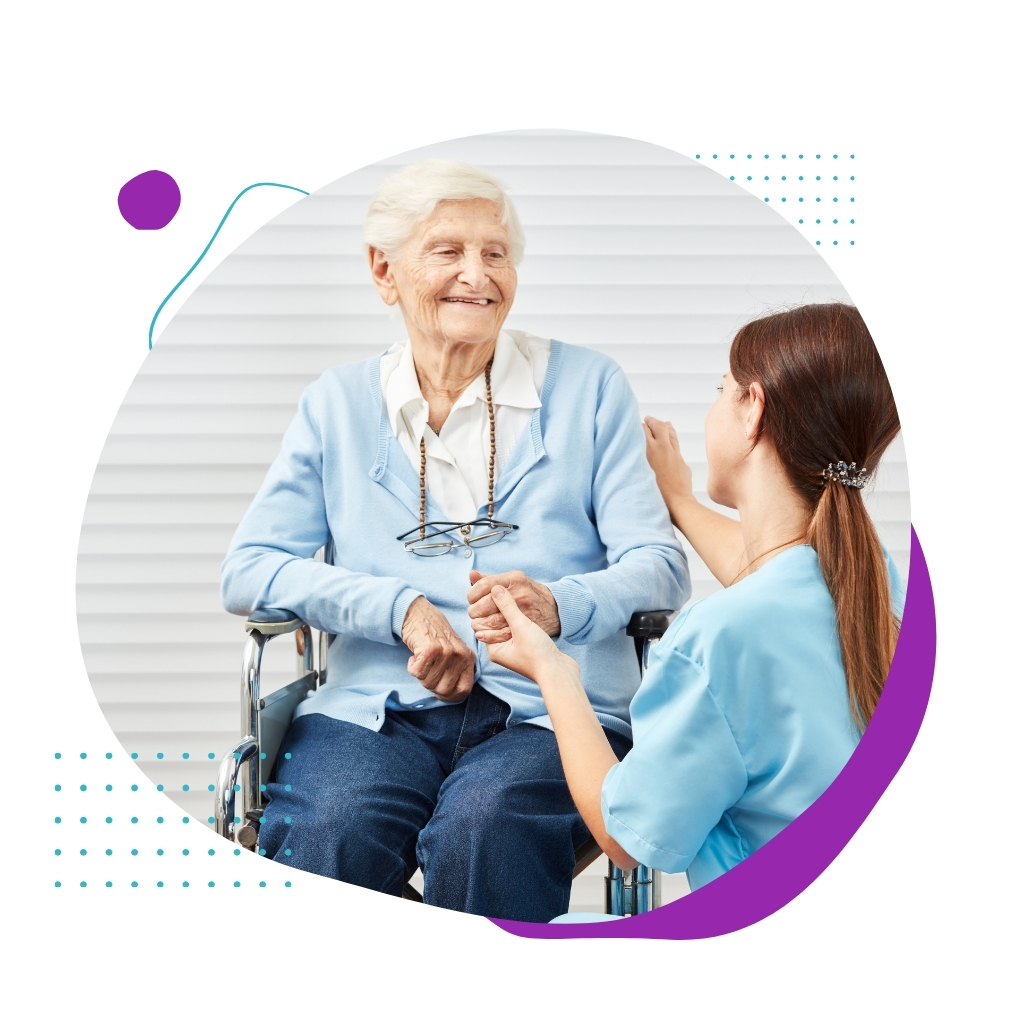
[118,170,181,230]
[492,525,935,939]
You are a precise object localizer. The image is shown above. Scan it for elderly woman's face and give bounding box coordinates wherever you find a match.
[371,199,517,349]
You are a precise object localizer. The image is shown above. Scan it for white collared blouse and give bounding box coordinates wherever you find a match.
[380,330,551,525]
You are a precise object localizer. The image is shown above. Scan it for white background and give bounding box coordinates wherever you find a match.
[1,2,1019,1020]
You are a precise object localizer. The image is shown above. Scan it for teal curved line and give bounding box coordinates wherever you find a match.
[148,181,310,350]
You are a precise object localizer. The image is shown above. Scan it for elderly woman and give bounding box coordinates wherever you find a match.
[221,159,689,922]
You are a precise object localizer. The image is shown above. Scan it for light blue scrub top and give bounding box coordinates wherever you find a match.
[601,544,905,891]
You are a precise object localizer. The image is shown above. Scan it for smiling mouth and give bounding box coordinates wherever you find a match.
[442,297,492,305]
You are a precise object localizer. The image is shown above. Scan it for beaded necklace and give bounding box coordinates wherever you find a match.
[418,359,495,540]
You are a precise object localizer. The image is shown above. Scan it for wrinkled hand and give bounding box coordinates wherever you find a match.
[467,570,561,643]
[401,596,475,702]
[644,416,694,506]
[480,585,569,682]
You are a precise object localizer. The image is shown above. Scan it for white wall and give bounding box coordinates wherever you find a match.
[76,130,910,909]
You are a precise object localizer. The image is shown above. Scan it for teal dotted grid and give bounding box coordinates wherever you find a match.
[693,152,857,247]
[51,749,295,890]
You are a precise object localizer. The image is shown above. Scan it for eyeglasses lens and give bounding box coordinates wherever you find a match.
[465,529,510,548]
[404,539,455,556]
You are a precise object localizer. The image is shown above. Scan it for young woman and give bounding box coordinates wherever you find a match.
[473,303,905,905]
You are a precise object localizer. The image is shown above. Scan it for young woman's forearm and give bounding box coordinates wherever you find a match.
[534,659,638,870]
[665,492,745,587]
[643,418,746,587]
[478,585,638,869]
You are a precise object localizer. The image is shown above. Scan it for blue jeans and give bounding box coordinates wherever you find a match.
[259,684,631,922]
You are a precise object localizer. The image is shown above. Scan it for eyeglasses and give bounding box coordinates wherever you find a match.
[397,518,519,556]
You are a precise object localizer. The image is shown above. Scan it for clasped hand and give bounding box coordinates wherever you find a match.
[466,569,561,643]
[476,584,568,683]
[400,570,562,701]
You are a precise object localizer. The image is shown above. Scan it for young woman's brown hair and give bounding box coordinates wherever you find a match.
[729,303,901,728]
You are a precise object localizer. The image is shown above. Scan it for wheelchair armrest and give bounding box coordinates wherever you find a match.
[244,608,305,635]
[626,611,672,640]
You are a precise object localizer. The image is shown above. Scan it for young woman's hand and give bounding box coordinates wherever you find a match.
[480,585,570,682]
[644,416,694,507]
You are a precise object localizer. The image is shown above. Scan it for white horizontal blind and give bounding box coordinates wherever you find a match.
[77,131,910,908]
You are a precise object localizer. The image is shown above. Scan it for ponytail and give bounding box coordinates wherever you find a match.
[730,304,901,730]
[807,479,900,729]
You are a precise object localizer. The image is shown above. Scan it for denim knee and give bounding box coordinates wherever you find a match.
[261,789,412,893]
[416,780,542,877]
[428,785,508,850]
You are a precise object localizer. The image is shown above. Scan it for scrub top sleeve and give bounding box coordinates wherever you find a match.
[601,647,747,874]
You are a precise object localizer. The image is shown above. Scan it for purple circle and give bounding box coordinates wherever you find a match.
[118,170,180,230]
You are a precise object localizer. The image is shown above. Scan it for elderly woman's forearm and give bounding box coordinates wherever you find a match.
[548,543,689,646]
[222,548,422,645]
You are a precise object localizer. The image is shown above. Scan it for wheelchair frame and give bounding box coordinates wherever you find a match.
[215,604,671,915]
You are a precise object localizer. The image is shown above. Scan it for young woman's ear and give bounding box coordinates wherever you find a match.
[745,381,766,440]
[368,247,400,306]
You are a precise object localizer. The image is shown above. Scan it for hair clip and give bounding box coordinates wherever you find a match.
[823,461,868,489]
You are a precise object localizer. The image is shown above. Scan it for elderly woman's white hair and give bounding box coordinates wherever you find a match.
[363,159,525,266]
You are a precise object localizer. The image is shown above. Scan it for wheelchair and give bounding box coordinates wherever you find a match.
[214,589,671,916]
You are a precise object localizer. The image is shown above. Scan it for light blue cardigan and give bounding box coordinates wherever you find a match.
[221,340,690,737]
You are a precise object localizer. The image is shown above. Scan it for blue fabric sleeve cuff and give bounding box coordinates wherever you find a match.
[546,578,597,643]
[391,587,424,642]
[601,766,693,874]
